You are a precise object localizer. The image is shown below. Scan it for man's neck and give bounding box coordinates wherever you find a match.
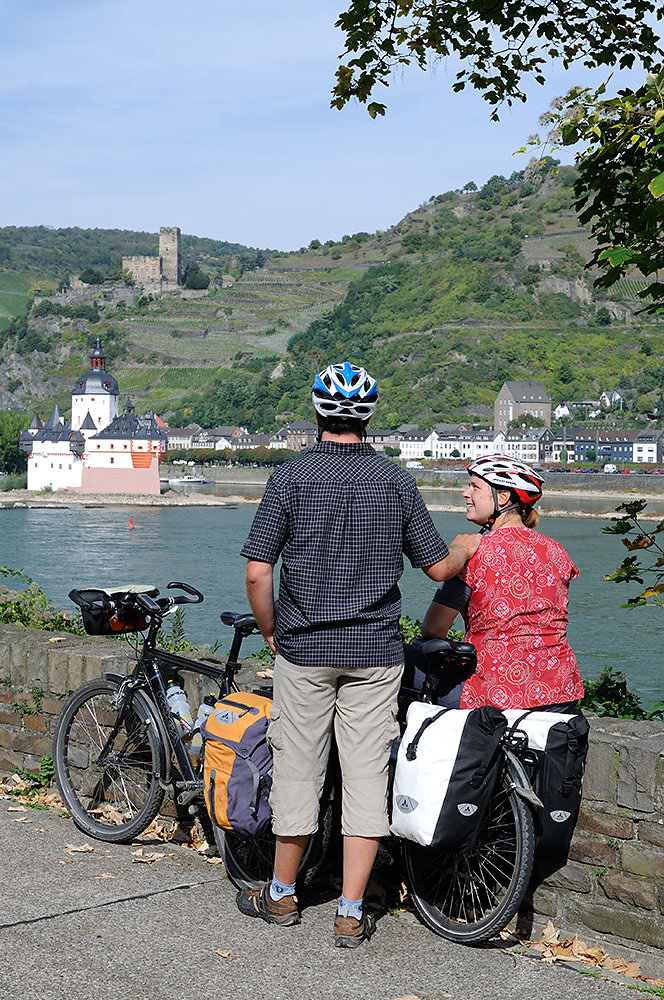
[320,431,364,444]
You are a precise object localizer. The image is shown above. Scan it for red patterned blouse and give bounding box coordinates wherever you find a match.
[433,526,583,710]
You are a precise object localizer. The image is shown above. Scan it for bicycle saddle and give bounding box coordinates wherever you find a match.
[220,611,258,633]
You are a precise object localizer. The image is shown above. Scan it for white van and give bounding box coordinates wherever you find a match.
[603,463,618,474]
[406,461,424,470]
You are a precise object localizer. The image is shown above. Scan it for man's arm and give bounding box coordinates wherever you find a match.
[423,533,481,581]
[245,559,277,653]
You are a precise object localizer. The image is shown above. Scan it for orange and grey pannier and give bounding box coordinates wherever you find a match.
[202,691,273,838]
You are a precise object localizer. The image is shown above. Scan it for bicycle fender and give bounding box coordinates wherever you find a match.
[504,748,543,810]
[104,672,170,783]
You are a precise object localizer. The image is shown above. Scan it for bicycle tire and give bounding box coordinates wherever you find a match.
[54,678,166,843]
[402,756,535,944]
[216,798,335,891]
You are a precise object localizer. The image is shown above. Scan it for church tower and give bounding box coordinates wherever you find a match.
[71,338,119,432]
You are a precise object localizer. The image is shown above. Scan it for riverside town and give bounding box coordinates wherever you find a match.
[3,6,664,996]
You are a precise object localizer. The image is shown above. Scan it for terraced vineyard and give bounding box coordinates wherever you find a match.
[118,259,357,369]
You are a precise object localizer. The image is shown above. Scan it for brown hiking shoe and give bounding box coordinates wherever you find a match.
[236,882,300,926]
[333,910,376,948]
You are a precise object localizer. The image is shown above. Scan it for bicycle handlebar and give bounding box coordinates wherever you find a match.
[166,581,204,604]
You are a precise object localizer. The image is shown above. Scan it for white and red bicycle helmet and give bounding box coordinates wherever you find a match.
[467,454,543,532]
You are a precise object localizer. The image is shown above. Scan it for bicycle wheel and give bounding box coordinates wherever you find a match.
[216,798,335,891]
[54,678,166,843]
[402,757,535,944]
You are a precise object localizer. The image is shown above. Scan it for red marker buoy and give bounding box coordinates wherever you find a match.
[129,518,134,530]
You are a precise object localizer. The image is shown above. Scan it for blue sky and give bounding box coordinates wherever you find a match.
[0,1,651,250]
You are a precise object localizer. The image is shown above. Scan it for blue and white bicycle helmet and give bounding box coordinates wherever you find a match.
[311,362,378,420]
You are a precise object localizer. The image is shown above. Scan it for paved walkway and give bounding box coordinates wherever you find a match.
[0,800,640,1000]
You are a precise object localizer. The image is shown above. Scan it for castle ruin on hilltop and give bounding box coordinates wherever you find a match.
[122,226,181,293]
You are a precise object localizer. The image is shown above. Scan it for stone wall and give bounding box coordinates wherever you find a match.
[0,622,662,972]
[122,254,163,289]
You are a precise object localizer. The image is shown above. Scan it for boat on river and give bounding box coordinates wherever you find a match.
[160,474,208,485]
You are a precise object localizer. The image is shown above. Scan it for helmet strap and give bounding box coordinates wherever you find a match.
[480,488,523,534]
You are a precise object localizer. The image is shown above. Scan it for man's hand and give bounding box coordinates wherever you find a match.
[245,559,277,648]
[450,533,481,561]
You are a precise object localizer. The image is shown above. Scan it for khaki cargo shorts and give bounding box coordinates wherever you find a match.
[267,654,402,838]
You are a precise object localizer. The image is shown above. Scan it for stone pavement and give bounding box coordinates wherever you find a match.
[1,800,649,1000]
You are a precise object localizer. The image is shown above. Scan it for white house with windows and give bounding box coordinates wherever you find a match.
[399,429,439,461]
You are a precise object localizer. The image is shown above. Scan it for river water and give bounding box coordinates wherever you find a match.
[1,494,662,707]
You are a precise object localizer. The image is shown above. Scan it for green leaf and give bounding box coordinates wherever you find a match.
[648,172,664,199]
[597,246,636,267]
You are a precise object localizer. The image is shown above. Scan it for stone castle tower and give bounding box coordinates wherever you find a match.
[122,226,181,293]
[159,226,180,286]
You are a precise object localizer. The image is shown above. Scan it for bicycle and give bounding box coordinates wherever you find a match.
[54,584,539,945]
[54,582,327,886]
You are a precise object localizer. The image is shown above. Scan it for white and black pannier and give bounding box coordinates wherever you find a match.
[390,703,507,851]
[502,709,589,854]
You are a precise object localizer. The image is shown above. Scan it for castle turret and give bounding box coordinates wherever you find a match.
[71,338,119,433]
[159,227,181,286]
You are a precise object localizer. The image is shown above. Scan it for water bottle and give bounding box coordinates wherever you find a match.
[190,694,217,760]
[165,680,194,738]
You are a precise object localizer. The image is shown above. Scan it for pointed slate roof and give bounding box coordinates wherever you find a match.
[80,411,97,431]
[29,412,44,430]
[45,405,63,430]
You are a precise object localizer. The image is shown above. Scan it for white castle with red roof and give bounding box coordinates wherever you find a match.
[19,339,167,494]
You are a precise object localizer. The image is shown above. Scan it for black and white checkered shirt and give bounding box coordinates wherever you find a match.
[241,441,449,668]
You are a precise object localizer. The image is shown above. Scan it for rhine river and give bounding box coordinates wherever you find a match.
[1,492,662,708]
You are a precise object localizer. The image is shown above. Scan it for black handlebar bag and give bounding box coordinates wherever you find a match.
[391,704,507,851]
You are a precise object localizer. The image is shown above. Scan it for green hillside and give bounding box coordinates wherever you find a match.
[1,161,662,430]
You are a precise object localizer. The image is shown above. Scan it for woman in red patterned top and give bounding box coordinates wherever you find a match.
[421,455,583,711]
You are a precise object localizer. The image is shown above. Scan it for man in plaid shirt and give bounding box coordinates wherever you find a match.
[237,363,480,947]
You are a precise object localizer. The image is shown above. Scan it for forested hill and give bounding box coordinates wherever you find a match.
[0,226,268,282]
[1,160,662,429]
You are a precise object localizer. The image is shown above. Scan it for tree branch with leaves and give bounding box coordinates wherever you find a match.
[535,70,664,311]
[603,499,664,606]
[331,0,662,119]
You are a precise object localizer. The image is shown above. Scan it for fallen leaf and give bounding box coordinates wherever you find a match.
[64,843,94,854]
[541,920,559,945]
[391,995,422,1000]
[216,950,247,958]
[96,873,119,880]
[132,851,165,864]
[206,856,224,865]
[7,805,28,812]
[13,816,33,824]
[256,669,274,679]
[48,636,68,643]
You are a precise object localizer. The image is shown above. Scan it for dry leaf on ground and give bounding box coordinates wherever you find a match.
[206,856,224,865]
[216,950,247,958]
[524,923,648,981]
[7,805,28,812]
[13,816,33,824]
[256,669,274,679]
[132,850,166,864]
[64,843,94,854]
[96,873,118,879]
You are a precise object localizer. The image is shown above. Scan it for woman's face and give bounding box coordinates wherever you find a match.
[462,475,511,526]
